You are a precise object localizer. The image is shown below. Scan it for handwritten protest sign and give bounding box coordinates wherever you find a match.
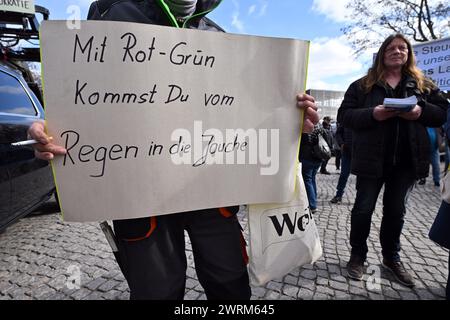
[413,37,450,90]
[0,0,35,14]
[40,21,309,222]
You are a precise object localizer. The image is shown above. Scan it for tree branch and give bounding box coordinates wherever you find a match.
[416,0,428,41]
[423,0,437,39]
[342,0,448,57]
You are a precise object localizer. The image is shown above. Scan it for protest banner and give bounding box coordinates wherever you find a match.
[0,0,34,14]
[40,21,309,222]
[413,37,450,90]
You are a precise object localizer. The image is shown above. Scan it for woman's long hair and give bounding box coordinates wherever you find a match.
[361,34,436,93]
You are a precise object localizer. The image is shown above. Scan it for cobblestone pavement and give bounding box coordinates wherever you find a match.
[0,166,448,300]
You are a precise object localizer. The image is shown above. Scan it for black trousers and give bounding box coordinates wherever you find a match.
[113,208,251,300]
[350,166,415,261]
[320,159,329,172]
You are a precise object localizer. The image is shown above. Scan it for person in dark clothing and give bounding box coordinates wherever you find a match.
[319,117,333,174]
[330,123,352,204]
[429,106,450,300]
[338,34,447,288]
[429,194,450,301]
[28,0,319,300]
[299,125,332,214]
[331,122,342,171]
[426,127,441,186]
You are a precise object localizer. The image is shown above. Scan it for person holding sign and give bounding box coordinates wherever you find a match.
[338,34,448,287]
[29,0,319,300]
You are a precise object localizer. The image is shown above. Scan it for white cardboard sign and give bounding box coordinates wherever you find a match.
[0,0,34,14]
[40,21,309,222]
[413,37,450,90]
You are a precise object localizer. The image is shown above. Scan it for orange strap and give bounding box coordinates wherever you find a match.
[239,232,249,265]
[123,217,157,242]
[219,207,233,218]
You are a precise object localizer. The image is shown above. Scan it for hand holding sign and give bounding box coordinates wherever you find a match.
[297,93,319,133]
[28,121,66,160]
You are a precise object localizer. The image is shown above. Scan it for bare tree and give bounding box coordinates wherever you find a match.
[342,0,449,56]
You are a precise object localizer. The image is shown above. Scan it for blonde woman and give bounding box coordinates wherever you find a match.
[337,34,448,287]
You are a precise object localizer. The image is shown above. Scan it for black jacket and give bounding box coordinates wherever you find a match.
[337,75,448,179]
[299,126,332,162]
[88,0,224,31]
[335,123,352,154]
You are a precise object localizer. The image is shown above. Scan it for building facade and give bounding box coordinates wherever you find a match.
[306,89,345,121]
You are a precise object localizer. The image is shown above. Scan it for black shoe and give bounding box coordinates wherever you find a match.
[382,259,415,288]
[330,196,342,204]
[347,255,364,281]
[320,170,331,175]
[310,208,318,215]
[418,178,426,185]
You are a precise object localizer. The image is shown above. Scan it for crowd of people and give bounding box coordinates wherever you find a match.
[27,0,449,300]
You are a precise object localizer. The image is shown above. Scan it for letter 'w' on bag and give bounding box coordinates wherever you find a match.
[247,165,323,286]
[440,165,450,203]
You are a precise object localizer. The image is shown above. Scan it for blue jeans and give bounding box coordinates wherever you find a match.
[335,149,351,198]
[430,147,440,184]
[445,140,450,171]
[350,166,415,262]
[301,159,322,210]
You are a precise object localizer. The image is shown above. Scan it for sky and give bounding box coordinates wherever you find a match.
[32,0,376,91]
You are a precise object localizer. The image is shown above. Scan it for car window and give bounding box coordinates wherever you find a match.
[0,70,37,116]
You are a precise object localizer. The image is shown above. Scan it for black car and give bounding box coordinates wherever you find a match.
[0,5,55,232]
[0,62,56,232]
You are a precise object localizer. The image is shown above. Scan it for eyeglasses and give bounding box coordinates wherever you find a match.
[385,45,409,53]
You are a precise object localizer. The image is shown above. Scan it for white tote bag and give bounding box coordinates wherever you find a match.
[247,165,323,286]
